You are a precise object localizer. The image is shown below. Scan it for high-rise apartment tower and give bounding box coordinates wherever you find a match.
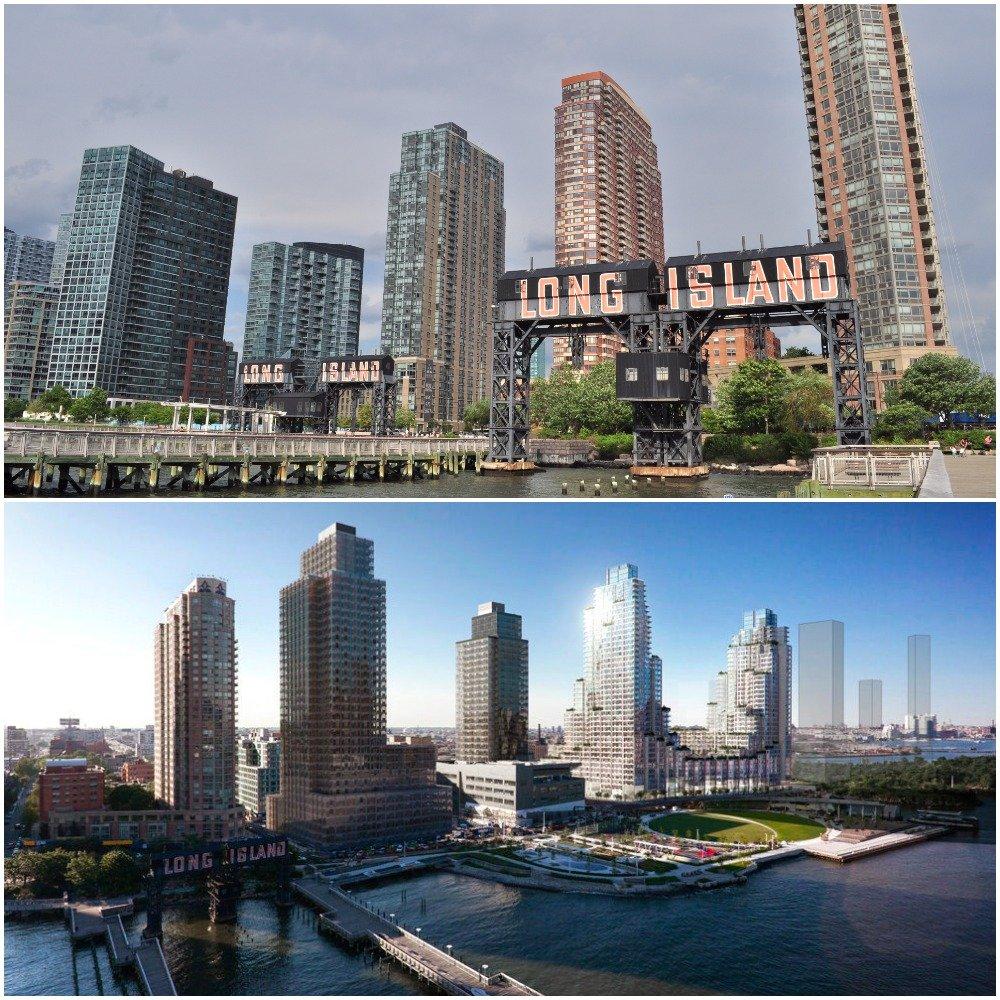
[795,4,949,351]
[154,577,242,841]
[455,602,529,763]
[907,634,931,717]
[380,123,505,428]
[552,72,664,371]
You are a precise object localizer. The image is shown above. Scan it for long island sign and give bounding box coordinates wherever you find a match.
[155,835,288,878]
[497,241,851,322]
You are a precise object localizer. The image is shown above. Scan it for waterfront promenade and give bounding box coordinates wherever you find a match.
[295,876,540,995]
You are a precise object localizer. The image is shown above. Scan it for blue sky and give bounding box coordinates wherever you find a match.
[3,4,995,371]
[5,502,995,729]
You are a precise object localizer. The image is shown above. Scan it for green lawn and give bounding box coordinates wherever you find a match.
[718,809,825,842]
[648,812,773,844]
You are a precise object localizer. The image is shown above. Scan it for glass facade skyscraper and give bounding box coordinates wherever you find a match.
[243,242,364,363]
[798,619,845,727]
[267,523,451,849]
[907,634,931,717]
[567,564,672,798]
[795,4,949,350]
[4,226,56,302]
[380,122,505,428]
[455,602,529,764]
[709,609,792,779]
[4,280,59,400]
[154,576,242,841]
[46,145,237,400]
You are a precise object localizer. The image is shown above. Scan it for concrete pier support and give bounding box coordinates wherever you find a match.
[31,455,45,495]
[630,464,710,479]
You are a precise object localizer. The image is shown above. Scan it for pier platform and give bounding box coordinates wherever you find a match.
[295,876,539,995]
[803,825,946,863]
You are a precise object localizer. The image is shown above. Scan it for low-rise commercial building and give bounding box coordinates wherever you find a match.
[43,806,245,842]
[436,760,585,827]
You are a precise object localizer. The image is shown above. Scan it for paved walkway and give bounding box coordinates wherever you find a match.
[941,454,995,497]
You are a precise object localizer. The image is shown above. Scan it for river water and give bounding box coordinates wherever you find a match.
[6,802,994,996]
[103,468,803,500]
[799,737,996,766]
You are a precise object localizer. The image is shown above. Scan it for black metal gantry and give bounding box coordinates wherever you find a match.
[487,282,871,468]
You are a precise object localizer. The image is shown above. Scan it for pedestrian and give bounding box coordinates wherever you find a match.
[959,437,970,456]
[983,434,993,452]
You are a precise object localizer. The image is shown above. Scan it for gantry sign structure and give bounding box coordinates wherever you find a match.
[143,833,292,936]
[236,355,398,435]
[486,240,871,474]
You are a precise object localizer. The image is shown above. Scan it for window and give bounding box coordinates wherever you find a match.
[625,367,638,382]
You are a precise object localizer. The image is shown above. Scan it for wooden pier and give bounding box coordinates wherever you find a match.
[295,876,540,995]
[5,427,488,495]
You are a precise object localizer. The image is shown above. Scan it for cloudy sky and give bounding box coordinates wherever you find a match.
[4,4,995,368]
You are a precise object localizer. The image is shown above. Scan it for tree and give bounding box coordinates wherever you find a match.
[26,384,72,415]
[701,407,723,434]
[714,359,790,434]
[781,369,835,432]
[394,407,416,431]
[66,853,101,896]
[530,363,582,435]
[5,396,27,421]
[783,346,815,359]
[898,354,991,417]
[67,388,110,424]
[462,399,490,431]
[576,362,632,434]
[106,784,157,811]
[355,402,373,428]
[100,851,141,897]
[874,402,931,442]
[967,374,997,417]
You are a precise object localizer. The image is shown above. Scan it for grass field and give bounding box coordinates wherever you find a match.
[648,809,824,844]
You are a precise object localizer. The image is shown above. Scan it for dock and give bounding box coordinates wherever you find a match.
[803,825,947,863]
[295,876,540,995]
[5,427,487,495]
[64,901,176,995]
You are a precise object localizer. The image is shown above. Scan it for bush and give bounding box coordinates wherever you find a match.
[591,433,633,458]
[931,429,995,450]
[703,433,817,465]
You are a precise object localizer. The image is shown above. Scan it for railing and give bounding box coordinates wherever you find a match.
[5,426,488,461]
[810,445,933,489]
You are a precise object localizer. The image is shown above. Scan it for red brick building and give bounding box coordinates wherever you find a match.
[120,759,155,784]
[181,333,237,404]
[38,758,105,822]
[705,327,782,388]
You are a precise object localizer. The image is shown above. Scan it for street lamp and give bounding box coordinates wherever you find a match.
[446,944,453,956]
[481,964,490,978]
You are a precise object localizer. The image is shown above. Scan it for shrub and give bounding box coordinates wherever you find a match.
[703,433,817,465]
[591,433,633,458]
[932,429,995,450]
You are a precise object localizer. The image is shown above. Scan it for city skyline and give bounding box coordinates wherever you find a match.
[4,5,995,372]
[5,503,994,730]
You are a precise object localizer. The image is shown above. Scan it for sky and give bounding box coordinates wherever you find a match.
[3,4,995,370]
[4,501,995,730]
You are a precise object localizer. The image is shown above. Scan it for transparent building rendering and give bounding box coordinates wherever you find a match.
[796,4,949,349]
[46,145,237,399]
[907,634,931,717]
[380,122,505,428]
[798,619,846,727]
[568,564,673,798]
[858,678,883,728]
[243,242,363,363]
[154,577,242,841]
[267,524,451,849]
[455,602,529,763]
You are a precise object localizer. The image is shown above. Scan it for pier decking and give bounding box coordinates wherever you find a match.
[63,901,176,995]
[295,876,540,995]
[803,825,947,863]
[5,426,488,495]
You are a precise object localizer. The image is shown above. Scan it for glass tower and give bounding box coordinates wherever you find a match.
[796,4,949,349]
[798,619,845,727]
[4,281,59,400]
[907,634,931,716]
[243,242,364,363]
[859,678,883,728]
[46,145,237,400]
[380,122,505,428]
[570,564,670,798]
[4,227,55,302]
[268,524,451,849]
[455,602,529,763]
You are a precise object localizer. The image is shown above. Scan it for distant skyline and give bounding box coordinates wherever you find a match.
[5,503,995,730]
[4,4,995,371]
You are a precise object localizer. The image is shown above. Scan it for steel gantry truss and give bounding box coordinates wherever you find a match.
[487,299,871,469]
